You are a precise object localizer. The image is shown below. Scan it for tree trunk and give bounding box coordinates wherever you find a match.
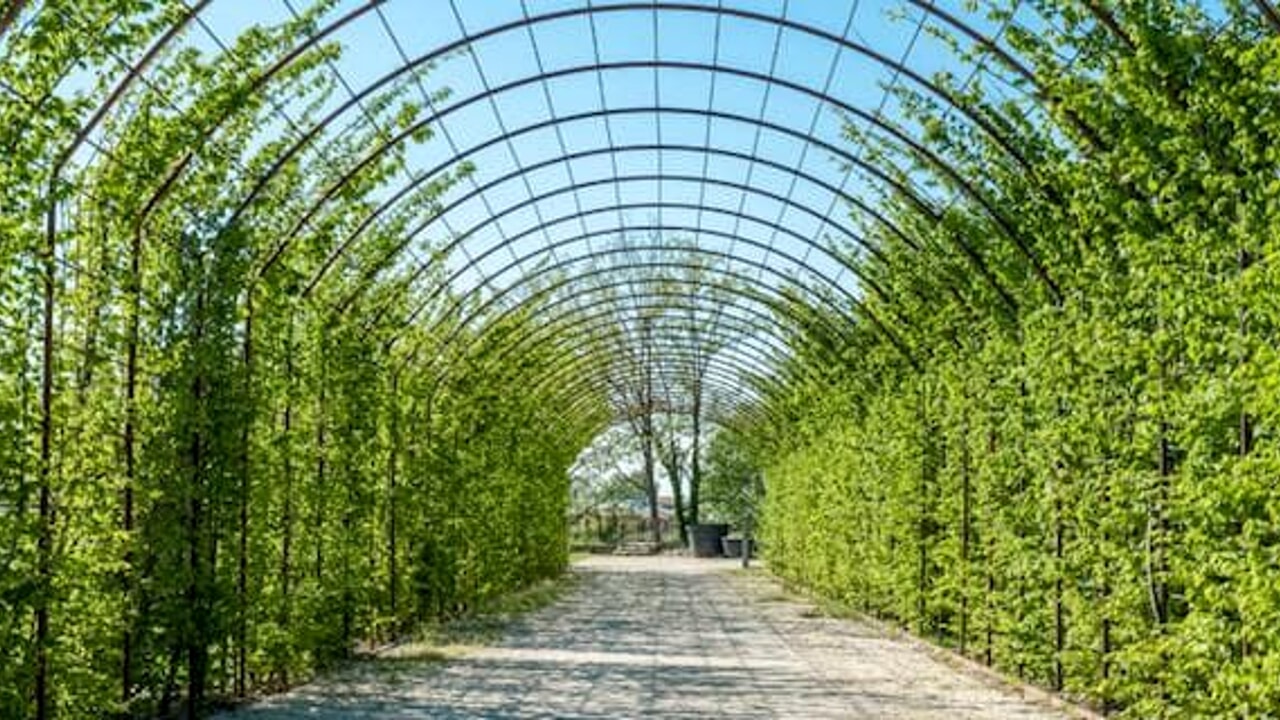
[236,297,253,699]
[643,422,660,546]
[664,430,688,546]
[36,185,56,720]
[689,372,702,525]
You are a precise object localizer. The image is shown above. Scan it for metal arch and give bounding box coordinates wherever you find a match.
[294,47,1045,299]
[381,211,877,345]
[327,106,930,317]
[438,338,780,436]
[28,0,1081,331]
[451,281,844,392]
[562,387,769,438]
[16,0,1105,402]
[550,360,782,431]
[544,350,775,413]
[275,91,937,289]
[404,301,793,409]
[420,290,839,404]
[559,373,768,430]
[900,0,1106,153]
[268,63,1032,314]
[472,296,804,391]
[228,2,1065,279]
[357,173,887,329]
[422,274,856,402]
[133,1,385,227]
[319,139,897,309]
[405,248,917,377]
[411,245,861,350]
[422,271,849,394]
[556,385,770,443]
[538,336,781,406]
[592,391,766,432]
[337,104,960,329]
[37,1,387,253]
[482,288,797,371]
[499,314,804,407]
[394,224,875,358]
[372,212,896,339]
[357,183,918,367]
[3,5,139,153]
[439,266,856,382]
[88,0,1089,325]
[44,0,212,287]
[402,253,862,376]
[463,296,822,400]
[84,0,1081,267]
[7,1,977,345]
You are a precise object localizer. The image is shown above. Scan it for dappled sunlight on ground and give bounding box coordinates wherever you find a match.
[218,556,1081,719]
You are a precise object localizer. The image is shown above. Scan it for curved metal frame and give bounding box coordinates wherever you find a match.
[520,326,795,413]
[26,1,1080,397]
[482,289,797,370]
[530,332,782,406]
[496,344,782,426]
[401,219,869,344]
[267,64,1034,312]
[455,283,844,397]
[19,0,1180,444]
[425,271,855,413]
[324,138,900,313]
[404,251,864,377]
[377,210,895,332]
[372,172,881,324]
[239,5,1061,279]
[551,359,783,430]
[473,297,804,391]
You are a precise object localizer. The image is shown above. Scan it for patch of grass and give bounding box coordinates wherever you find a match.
[734,571,859,619]
[396,571,581,651]
[340,572,581,689]
[371,645,456,663]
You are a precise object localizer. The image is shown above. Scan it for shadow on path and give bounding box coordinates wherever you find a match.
[218,556,1076,719]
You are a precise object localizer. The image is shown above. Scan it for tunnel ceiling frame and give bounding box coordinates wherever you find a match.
[42,0,1079,299]
[400,230,870,354]
[21,0,1272,432]
[403,254,866,379]
[471,297,810,398]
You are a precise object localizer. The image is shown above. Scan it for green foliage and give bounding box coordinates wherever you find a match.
[0,4,597,717]
[747,5,1280,718]
[698,429,761,527]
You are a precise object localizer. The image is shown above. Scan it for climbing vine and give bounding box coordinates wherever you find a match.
[0,3,594,717]
[754,3,1280,717]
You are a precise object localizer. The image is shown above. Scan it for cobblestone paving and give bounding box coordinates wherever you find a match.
[221,555,1082,719]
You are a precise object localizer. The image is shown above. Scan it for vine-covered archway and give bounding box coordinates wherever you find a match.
[1,1,1278,717]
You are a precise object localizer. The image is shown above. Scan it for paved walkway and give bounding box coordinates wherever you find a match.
[222,556,1082,719]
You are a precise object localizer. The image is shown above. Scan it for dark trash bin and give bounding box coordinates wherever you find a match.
[690,523,729,557]
[721,537,753,558]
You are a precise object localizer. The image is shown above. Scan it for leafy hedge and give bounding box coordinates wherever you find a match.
[756,4,1280,717]
[0,3,592,716]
